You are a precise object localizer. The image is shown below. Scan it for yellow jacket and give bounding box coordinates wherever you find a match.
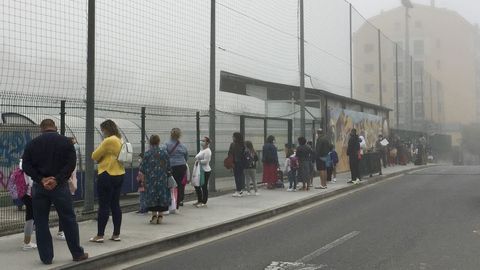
[92,136,125,176]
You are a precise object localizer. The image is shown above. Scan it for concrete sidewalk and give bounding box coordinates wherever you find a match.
[0,164,424,270]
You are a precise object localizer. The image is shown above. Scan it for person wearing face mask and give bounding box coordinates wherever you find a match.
[262,135,279,189]
[193,137,212,207]
[90,120,125,243]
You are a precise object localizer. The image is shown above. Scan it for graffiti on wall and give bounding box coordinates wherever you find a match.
[328,108,386,172]
[0,129,38,190]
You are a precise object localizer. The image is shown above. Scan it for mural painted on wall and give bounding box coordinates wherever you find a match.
[0,127,40,190]
[328,108,386,172]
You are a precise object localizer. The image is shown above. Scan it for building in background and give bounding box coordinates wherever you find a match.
[353,2,480,145]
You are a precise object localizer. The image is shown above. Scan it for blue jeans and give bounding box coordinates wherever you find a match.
[288,170,297,189]
[32,183,84,264]
[97,172,124,236]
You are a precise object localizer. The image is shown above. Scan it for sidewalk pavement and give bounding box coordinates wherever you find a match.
[0,164,425,270]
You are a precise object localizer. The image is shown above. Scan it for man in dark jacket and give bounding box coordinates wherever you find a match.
[315,129,330,189]
[22,119,87,264]
[347,128,361,184]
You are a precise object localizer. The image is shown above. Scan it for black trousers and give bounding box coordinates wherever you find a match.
[194,171,211,204]
[172,165,187,209]
[32,183,84,264]
[349,156,360,180]
[21,195,34,221]
[326,167,333,181]
[97,172,124,236]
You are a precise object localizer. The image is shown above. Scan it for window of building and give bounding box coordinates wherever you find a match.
[415,103,425,118]
[414,61,424,78]
[364,63,374,73]
[413,40,424,56]
[364,43,374,53]
[414,81,423,97]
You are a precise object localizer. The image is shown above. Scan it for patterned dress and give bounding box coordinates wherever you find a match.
[139,146,171,212]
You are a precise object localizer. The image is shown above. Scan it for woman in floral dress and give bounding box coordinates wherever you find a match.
[139,135,171,224]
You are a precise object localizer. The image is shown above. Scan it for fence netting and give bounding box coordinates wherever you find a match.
[0,0,446,233]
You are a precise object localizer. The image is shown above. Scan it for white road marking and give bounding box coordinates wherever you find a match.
[265,261,327,270]
[296,231,360,263]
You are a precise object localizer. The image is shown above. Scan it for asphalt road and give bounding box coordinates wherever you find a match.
[128,166,480,270]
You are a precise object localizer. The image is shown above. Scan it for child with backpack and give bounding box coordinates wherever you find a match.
[284,147,298,191]
[9,160,37,250]
[327,144,339,183]
[244,141,259,196]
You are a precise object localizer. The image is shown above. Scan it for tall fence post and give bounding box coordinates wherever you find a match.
[196,111,201,154]
[395,44,400,128]
[287,120,293,146]
[263,118,268,143]
[410,56,414,128]
[349,3,353,99]
[378,29,383,107]
[240,115,245,140]
[299,0,306,137]
[208,0,216,192]
[84,0,95,213]
[60,100,66,136]
[141,107,146,156]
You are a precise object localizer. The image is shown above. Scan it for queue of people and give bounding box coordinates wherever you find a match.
[16,118,203,265]
[17,118,410,265]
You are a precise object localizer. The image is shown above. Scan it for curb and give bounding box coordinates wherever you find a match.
[53,165,431,270]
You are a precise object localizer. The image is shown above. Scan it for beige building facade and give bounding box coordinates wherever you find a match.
[353,3,480,138]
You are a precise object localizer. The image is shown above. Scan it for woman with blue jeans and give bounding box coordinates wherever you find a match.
[165,128,189,209]
[90,120,125,243]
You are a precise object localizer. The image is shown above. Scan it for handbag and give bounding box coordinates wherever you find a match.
[224,154,234,170]
[191,163,201,187]
[169,188,178,212]
[167,176,177,189]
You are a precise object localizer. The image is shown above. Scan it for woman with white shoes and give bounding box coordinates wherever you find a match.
[193,137,212,208]
[18,160,37,251]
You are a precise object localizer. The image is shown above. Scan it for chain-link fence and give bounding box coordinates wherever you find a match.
[1,0,445,233]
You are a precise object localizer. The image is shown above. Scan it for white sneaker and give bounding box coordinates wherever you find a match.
[332,178,337,183]
[354,179,361,184]
[232,192,241,197]
[245,191,251,196]
[195,203,204,208]
[57,232,66,240]
[163,211,170,215]
[22,242,37,251]
[287,188,293,192]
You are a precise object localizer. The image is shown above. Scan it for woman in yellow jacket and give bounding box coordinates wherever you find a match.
[89,120,125,243]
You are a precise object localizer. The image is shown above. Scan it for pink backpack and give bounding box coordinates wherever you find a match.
[7,168,27,200]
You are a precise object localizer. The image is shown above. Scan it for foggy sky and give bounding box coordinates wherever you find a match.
[347,0,480,26]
